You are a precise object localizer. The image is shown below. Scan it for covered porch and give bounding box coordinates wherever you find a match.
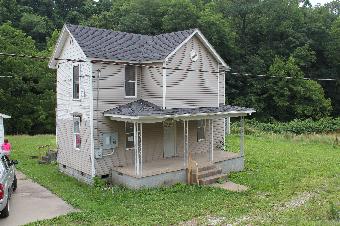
[112,150,241,178]
[104,99,254,186]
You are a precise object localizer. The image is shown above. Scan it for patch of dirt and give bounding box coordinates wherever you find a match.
[212,181,249,192]
[274,192,316,211]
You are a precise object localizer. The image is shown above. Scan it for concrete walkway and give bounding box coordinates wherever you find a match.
[0,171,77,226]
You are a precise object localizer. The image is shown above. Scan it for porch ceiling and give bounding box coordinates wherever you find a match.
[103,99,255,123]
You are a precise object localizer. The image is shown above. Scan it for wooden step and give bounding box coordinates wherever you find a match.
[199,174,228,185]
[193,168,222,179]
[198,164,216,172]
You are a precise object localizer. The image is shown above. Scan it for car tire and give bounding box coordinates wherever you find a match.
[0,199,9,218]
[13,174,17,192]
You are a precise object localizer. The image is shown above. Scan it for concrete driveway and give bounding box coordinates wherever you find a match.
[0,171,77,226]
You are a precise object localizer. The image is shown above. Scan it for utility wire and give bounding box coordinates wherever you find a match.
[0,52,338,81]
[229,72,337,81]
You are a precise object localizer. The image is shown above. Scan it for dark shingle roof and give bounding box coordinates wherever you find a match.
[103,99,255,117]
[66,24,195,62]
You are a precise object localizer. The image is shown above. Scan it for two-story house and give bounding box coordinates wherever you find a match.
[48,24,254,188]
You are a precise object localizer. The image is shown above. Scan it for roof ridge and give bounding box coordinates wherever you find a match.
[66,24,197,38]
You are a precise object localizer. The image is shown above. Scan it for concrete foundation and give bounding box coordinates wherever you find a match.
[111,155,244,189]
[58,164,93,184]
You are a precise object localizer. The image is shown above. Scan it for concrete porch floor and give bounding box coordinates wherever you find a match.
[112,151,240,178]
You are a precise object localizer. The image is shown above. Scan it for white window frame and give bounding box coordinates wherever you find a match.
[197,119,206,142]
[73,116,81,150]
[72,64,80,100]
[125,122,134,150]
[124,65,137,98]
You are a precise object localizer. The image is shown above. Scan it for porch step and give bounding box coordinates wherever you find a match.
[194,168,222,179]
[198,164,216,172]
[199,174,228,185]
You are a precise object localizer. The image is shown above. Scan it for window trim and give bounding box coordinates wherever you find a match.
[72,64,80,100]
[125,122,134,150]
[73,116,81,150]
[197,119,206,142]
[124,65,137,98]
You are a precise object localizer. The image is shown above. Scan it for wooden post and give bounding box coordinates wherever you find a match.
[134,122,138,175]
[140,123,143,176]
[240,116,244,156]
[210,119,214,162]
[183,120,189,168]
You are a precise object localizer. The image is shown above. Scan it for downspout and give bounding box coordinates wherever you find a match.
[162,61,167,109]
[217,63,220,107]
[89,64,96,178]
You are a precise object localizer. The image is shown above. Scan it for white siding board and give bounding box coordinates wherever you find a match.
[56,34,92,176]
[166,36,219,108]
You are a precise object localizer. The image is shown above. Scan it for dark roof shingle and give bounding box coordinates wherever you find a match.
[66,24,195,62]
[103,99,255,117]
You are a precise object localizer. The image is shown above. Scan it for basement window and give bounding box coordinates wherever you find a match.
[73,65,80,99]
[197,120,206,142]
[73,116,81,149]
[125,66,137,98]
[125,122,134,149]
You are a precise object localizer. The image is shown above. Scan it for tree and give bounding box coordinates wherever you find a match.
[0,23,55,134]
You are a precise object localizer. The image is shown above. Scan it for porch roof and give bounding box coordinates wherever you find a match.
[103,99,255,123]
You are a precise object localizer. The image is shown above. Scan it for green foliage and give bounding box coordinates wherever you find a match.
[0,23,55,134]
[328,201,340,221]
[0,0,340,134]
[240,117,340,134]
[93,176,107,189]
[9,134,340,225]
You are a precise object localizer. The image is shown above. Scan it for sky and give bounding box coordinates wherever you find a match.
[309,0,332,5]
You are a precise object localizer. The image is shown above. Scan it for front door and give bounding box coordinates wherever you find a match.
[164,122,176,158]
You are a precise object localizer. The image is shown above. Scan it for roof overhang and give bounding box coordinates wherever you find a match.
[0,113,11,119]
[104,110,254,123]
[164,29,230,70]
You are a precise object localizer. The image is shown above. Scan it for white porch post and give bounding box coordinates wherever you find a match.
[134,122,143,176]
[209,119,214,162]
[240,116,245,156]
[134,122,138,175]
[226,117,231,135]
[183,120,189,167]
[140,123,143,176]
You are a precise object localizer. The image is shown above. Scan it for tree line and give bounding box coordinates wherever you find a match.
[0,0,339,134]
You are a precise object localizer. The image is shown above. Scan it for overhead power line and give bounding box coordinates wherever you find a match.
[230,72,337,81]
[0,52,338,81]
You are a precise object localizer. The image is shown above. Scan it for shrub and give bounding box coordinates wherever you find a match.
[231,117,340,135]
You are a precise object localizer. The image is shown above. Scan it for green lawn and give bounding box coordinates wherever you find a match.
[8,133,340,225]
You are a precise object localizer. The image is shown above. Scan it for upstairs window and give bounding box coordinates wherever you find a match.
[73,116,81,149]
[125,66,137,97]
[197,120,206,142]
[125,122,134,149]
[73,65,80,99]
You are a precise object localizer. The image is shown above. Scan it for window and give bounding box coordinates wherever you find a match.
[197,120,206,142]
[125,66,137,97]
[73,116,81,149]
[73,65,80,99]
[125,122,134,149]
